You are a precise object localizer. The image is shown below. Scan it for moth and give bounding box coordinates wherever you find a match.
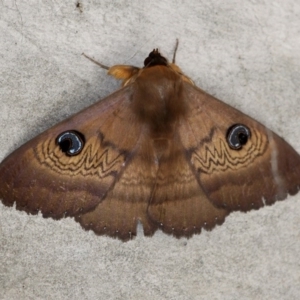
[0,44,300,241]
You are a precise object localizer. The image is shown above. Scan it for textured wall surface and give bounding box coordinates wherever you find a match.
[0,1,300,299]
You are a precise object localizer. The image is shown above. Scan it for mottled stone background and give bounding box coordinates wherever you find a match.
[0,1,299,299]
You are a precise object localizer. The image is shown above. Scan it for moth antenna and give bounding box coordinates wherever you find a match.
[172,39,179,63]
[82,53,110,70]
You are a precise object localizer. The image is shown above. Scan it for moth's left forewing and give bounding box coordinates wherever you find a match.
[0,87,143,219]
[179,82,300,212]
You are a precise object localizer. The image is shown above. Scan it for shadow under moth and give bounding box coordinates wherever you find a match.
[0,44,299,241]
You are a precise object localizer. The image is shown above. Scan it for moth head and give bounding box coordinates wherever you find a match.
[143,49,168,68]
[107,45,194,86]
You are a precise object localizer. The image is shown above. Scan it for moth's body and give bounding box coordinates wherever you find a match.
[126,66,185,163]
[0,48,299,241]
[131,67,181,130]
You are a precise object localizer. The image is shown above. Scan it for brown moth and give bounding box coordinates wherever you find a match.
[0,44,300,241]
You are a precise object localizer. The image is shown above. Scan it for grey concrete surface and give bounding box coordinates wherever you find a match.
[0,1,300,299]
